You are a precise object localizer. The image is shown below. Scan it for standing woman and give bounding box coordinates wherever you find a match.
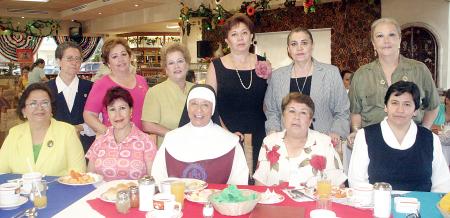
[206,13,270,172]
[47,41,95,153]
[349,18,439,138]
[84,38,149,134]
[28,58,48,86]
[264,28,350,142]
[142,43,194,146]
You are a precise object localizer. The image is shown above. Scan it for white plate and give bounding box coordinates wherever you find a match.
[58,173,103,186]
[146,210,183,218]
[99,192,115,203]
[181,178,207,192]
[185,189,220,203]
[161,178,208,193]
[258,193,285,204]
[0,196,28,210]
[97,180,138,203]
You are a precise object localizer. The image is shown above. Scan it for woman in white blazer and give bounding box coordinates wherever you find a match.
[264,28,350,142]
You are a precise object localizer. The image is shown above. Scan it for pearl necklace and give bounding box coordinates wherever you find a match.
[231,57,253,90]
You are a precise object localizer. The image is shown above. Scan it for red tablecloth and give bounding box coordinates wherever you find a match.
[183,184,373,218]
[87,184,373,218]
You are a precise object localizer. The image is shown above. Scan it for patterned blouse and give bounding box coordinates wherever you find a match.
[86,123,157,181]
[253,129,346,187]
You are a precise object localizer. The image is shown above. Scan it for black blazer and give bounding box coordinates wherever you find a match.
[47,78,94,152]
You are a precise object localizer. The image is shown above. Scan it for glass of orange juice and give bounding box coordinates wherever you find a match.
[171,181,185,207]
[316,178,332,209]
[31,180,47,209]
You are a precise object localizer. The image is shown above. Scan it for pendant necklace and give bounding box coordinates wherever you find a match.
[231,57,252,90]
[292,63,313,94]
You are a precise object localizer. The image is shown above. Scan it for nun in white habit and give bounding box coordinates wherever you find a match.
[151,84,249,185]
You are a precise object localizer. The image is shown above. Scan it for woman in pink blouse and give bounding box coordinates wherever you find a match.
[83,38,148,133]
[86,87,156,181]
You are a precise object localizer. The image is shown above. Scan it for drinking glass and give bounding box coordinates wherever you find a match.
[316,178,332,209]
[31,180,47,209]
[170,181,185,207]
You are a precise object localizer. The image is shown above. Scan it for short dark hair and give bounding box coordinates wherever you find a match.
[17,83,56,120]
[55,41,82,60]
[281,92,315,117]
[340,69,353,79]
[384,81,420,110]
[103,86,134,108]
[21,66,31,73]
[31,58,45,70]
[222,13,255,37]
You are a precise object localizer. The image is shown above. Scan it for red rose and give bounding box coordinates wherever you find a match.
[310,155,326,172]
[255,61,272,79]
[265,144,280,169]
[246,6,255,16]
[218,18,225,26]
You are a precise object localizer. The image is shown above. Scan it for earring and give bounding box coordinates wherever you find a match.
[374,50,377,57]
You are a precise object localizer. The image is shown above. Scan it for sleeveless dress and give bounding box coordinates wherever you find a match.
[213,55,267,172]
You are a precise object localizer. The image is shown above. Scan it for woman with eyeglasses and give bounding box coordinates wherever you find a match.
[84,38,149,135]
[47,41,95,153]
[142,43,194,146]
[0,83,86,176]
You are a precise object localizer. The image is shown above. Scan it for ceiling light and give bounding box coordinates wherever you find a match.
[134,4,139,7]
[166,24,180,29]
[14,0,49,2]
[98,12,102,15]
[21,16,25,19]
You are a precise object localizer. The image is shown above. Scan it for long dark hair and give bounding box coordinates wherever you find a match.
[178,84,220,127]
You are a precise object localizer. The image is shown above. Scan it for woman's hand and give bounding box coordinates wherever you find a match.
[234,131,244,143]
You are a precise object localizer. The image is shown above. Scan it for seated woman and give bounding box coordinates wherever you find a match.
[0,83,86,176]
[86,87,157,181]
[254,92,346,187]
[348,81,450,192]
[151,84,249,185]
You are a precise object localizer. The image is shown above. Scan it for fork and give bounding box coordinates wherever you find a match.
[290,189,316,200]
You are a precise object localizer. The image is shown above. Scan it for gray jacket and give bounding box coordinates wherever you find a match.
[264,59,350,137]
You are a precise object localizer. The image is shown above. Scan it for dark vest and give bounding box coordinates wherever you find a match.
[165,147,235,184]
[365,123,433,191]
[47,78,94,152]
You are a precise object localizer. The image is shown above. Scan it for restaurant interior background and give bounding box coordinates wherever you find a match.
[0,0,449,145]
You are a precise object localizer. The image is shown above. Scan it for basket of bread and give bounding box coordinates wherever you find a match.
[208,185,260,216]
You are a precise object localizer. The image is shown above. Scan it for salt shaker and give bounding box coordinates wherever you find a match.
[203,201,214,218]
[138,175,155,211]
[373,182,392,218]
[116,190,131,214]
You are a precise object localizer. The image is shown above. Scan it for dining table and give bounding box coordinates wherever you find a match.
[0,174,446,218]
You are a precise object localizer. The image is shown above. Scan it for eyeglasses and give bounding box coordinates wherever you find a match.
[26,100,50,109]
[62,56,82,62]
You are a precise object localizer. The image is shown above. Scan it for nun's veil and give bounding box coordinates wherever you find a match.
[178,84,221,127]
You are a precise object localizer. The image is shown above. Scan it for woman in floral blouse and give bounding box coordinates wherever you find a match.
[253,92,346,187]
[86,87,157,181]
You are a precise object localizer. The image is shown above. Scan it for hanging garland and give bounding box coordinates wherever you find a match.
[0,18,60,37]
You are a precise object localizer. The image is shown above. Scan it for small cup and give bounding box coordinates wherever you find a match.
[22,172,42,194]
[0,182,20,205]
[347,184,374,207]
[310,209,336,218]
[153,193,181,214]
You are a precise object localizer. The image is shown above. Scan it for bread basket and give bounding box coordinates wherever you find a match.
[208,189,260,216]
